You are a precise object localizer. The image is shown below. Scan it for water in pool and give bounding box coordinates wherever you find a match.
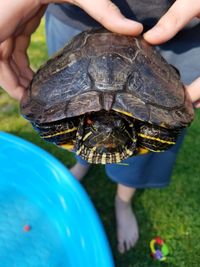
[0,187,67,267]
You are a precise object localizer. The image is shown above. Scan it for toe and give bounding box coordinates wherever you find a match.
[125,236,137,252]
[131,234,139,248]
[130,236,137,248]
[125,240,132,251]
[118,241,125,254]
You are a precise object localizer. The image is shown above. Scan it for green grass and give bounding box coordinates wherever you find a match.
[1,19,200,266]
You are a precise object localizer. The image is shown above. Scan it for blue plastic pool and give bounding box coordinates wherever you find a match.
[0,132,114,267]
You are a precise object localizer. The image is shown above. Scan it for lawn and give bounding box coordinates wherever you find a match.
[0,19,200,267]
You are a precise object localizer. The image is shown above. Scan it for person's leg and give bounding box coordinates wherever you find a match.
[70,156,90,181]
[115,184,138,253]
[45,11,90,180]
[106,130,186,253]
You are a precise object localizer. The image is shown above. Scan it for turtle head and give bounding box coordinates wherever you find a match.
[76,111,137,164]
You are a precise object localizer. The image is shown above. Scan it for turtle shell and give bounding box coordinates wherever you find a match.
[21,28,194,130]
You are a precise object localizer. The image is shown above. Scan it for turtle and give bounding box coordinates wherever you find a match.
[20,28,194,164]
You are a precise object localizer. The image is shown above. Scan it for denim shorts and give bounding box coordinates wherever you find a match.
[45,11,192,188]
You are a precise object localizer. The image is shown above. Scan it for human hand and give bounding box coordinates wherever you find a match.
[0,1,46,100]
[143,0,200,108]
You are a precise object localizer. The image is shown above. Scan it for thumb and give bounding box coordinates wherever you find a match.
[185,77,200,107]
[68,0,143,35]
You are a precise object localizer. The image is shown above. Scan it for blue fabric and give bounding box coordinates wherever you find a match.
[106,131,185,188]
[45,12,81,56]
[45,11,193,188]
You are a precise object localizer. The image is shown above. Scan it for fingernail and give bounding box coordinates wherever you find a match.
[144,25,162,38]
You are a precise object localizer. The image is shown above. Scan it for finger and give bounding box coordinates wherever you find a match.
[144,0,200,44]
[13,35,34,80]
[22,6,46,37]
[0,39,24,100]
[0,60,25,100]
[78,0,143,35]
[11,54,31,80]
[19,76,31,88]
[10,59,20,76]
[51,0,143,35]
[0,1,41,42]
[185,77,200,103]
[0,38,13,59]
[13,5,47,38]
[13,9,44,80]
[10,59,32,88]
[0,2,46,42]
[12,10,41,82]
[0,37,32,99]
[194,100,200,108]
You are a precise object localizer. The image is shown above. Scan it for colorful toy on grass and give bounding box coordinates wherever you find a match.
[150,237,169,261]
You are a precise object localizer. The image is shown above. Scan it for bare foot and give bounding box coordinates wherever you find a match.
[115,195,139,253]
[70,162,90,181]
